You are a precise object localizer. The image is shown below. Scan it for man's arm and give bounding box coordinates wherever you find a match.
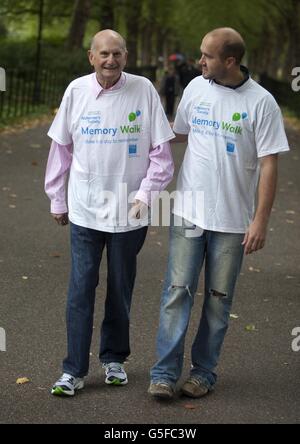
[44,140,73,226]
[242,154,278,255]
[131,141,174,218]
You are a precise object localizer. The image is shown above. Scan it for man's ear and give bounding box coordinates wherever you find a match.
[226,56,236,69]
[88,50,94,66]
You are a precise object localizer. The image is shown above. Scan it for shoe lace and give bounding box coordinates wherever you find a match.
[58,373,75,385]
[104,362,124,373]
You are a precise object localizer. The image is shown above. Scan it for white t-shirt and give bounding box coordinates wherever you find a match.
[48,73,174,232]
[173,76,290,233]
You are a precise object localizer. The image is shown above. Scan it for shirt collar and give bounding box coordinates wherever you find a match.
[210,65,250,90]
[92,72,126,98]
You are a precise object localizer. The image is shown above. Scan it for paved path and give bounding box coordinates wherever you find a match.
[0,119,299,424]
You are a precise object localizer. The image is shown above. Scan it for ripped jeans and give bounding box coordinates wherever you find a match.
[150,216,244,390]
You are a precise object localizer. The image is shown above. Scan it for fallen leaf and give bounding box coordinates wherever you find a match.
[30,144,41,149]
[249,267,261,273]
[286,219,294,224]
[9,205,16,209]
[183,404,198,410]
[22,276,28,280]
[286,210,295,215]
[9,194,17,198]
[156,242,162,247]
[31,161,38,166]
[286,275,295,279]
[230,314,239,319]
[50,253,61,258]
[16,377,30,385]
[245,324,257,332]
[2,187,10,191]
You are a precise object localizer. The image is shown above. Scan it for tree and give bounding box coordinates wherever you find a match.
[66,0,92,50]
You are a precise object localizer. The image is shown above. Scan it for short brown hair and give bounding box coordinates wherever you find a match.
[219,40,245,65]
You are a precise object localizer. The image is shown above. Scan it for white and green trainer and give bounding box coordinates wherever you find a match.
[51,373,84,396]
[103,362,128,386]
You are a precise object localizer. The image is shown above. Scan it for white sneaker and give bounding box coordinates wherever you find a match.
[103,362,128,385]
[51,373,84,396]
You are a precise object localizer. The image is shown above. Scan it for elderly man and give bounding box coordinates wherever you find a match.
[45,30,174,396]
[149,28,289,400]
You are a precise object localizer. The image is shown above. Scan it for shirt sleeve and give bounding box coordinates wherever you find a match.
[173,93,190,134]
[135,141,174,207]
[44,140,73,214]
[47,88,73,145]
[255,99,290,158]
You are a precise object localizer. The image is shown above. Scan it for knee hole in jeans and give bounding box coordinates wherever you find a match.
[168,285,192,298]
[209,289,227,299]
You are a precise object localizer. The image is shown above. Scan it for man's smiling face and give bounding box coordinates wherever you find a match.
[89,34,128,88]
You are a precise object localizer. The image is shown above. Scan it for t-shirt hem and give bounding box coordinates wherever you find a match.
[257,147,290,158]
[69,215,149,233]
[47,131,72,146]
[152,134,175,148]
[172,210,247,234]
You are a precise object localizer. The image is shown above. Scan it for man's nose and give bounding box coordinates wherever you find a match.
[107,54,115,64]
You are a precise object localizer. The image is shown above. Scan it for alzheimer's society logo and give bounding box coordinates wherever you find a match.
[0,67,6,91]
[291,67,300,92]
[0,327,6,352]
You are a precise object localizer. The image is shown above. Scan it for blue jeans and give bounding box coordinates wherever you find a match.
[150,217,244,390]
[63,223,147,378]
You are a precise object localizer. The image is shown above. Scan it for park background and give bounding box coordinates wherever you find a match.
[0,0,299,126]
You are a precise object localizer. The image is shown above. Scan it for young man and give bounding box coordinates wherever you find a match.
[149,28,289,400]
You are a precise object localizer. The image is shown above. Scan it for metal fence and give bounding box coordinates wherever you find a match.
[0,66,157,121]
[0,69,72,120]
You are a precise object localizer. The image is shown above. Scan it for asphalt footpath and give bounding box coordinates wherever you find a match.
[0,118,299,425]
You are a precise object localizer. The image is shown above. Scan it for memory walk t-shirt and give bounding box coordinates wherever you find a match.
[48,72,174,232]
[173,75,290,233]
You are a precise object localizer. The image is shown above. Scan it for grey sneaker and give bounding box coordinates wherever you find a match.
[51,373,84,396]
[103,362,128,385]
[181,377,209,398]
[148,382,174,399]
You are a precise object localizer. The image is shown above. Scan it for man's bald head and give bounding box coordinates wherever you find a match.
[91,29,127,53]
[204,28,245,65]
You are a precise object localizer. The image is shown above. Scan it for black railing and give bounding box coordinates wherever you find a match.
[0,66,157,121]
[0,69,74,120]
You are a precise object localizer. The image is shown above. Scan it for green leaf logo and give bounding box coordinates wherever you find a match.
[129,112,136,122]
[232,113,241,122]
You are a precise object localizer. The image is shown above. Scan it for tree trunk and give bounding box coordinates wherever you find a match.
[125,1,142,67]
[66,0,91,50]
[99,0,115,30]
[140,22,153,66]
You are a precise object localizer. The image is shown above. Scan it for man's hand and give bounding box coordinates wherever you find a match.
[242,219,267,255]
[51,213,69,226]
[129,200,149,221]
